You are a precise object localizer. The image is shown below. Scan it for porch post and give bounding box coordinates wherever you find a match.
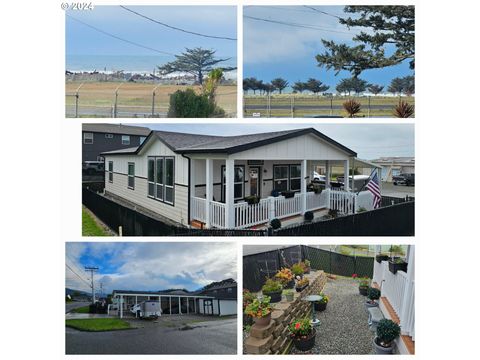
[399,246,415,333]
[189,159,196,222]
[225,158,235,228]
[325,161,331,188]
[119,295,123,318]
[301,159,307,214]
[205,158,213,228]
[344,158,350,192]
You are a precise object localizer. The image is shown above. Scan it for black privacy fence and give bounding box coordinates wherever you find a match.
[243,245,374,292]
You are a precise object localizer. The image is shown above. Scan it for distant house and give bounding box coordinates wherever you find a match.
[101,127,387,231]
[369,157,415,182]
[82,123,151,162]
[110,279,237,318]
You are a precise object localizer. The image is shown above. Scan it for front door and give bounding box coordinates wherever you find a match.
[249,167,261,197]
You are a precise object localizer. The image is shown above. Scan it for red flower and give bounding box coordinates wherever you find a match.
[352,274,358,278]
[295,322,301,329]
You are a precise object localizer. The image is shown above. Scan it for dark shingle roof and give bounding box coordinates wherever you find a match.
[82,123,151,136]
[102,128,356,156]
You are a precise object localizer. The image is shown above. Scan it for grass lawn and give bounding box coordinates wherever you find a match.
[66,318,132,332]
[82,207,108,236]
[71,305,91,314]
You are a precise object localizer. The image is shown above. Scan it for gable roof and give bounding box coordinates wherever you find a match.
[82,123,151,136]
[102,128,357,157]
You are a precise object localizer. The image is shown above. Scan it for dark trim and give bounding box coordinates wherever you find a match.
[263,178,273,182]
[147,155,176,207]
[195,182,222,188]
[182,154,191,225]
[218,299,221,316]
[107,161,113,183]
[175,183,189,188]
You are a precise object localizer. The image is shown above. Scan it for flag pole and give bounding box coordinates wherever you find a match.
[357,167,376,195]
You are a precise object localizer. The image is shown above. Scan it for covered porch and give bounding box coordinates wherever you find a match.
[189,156,375,229]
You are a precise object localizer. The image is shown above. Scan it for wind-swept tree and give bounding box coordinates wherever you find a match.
[306,78,330,94]
[336,78,352,96]
[271,78,289,94]
[158,47,235,85]
[403,75,415,95]
[316,6,415,77]
[292,81,307,94]
[336,77,368,95]
[388,77,406,95]
[368,84,384,96]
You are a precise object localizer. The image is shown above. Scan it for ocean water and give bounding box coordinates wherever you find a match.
[66,54,238,75]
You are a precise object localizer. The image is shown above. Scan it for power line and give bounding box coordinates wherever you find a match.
[120,6,237,41]
[243,15,352,35]
[85,266,99,303]
[66,14,174,56]
[66,263,91,288]
[303,6,343,20]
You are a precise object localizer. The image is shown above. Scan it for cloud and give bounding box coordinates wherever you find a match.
[66,242,237,294]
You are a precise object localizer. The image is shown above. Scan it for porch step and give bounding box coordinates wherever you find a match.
[367,306,384,331]
[190,220,205,229]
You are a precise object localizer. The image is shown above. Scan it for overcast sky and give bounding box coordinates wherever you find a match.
[243,5,413,90]
[66,242,237,294]
[137,123,414,160]
[65,5,237,67]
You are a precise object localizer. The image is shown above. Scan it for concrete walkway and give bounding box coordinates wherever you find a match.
[290,277,375,354]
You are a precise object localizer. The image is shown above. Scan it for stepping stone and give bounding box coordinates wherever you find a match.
[367,306,384,331]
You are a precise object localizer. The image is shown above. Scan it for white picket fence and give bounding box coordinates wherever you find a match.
[191,188,356,229]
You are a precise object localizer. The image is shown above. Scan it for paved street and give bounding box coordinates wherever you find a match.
[381,182,415,198]
[66,316,237,354]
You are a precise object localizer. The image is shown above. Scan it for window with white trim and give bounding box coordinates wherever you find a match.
[121,135,130,145]
[107,161,113,183]
[127,163,135,189]
[147,156,175,205]
[83,132,93,144]
[273,164,301,192]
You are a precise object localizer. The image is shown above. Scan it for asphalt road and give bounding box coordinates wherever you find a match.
[381,182,415,198]
[65,301,90,314]
[66,317,237,354]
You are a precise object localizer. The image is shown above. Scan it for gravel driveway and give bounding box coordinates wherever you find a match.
[290,277,375,354]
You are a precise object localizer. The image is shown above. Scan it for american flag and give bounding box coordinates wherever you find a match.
[366,170,381,209]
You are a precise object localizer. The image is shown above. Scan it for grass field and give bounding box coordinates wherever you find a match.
[243,95,414,118]
[66,81,237,117]
[82,207,108,236]
[71,306,91,314]
[66,318,131,332]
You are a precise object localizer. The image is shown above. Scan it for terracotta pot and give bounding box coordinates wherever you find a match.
[254,312,271,326]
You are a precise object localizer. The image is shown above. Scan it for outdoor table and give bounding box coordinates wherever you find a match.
[304,295,321,326]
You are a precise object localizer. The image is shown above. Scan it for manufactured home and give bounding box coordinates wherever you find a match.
[102,127,379,230]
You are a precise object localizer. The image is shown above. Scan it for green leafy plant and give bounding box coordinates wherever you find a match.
[262,278,283,293]
[244,296,272,318]
[270,218,281,230]
[291,263,305,276]
[317,293,329,304]
[389,245,405,257]
[304,259,311,267]
[243,289,255,310]
[168,89,215,118]
[367,287,381,301]
[288,318,313,338]
[304,211,314,221]
[283,289,294,295]
[376,319,401,347]
[296,278,309,288]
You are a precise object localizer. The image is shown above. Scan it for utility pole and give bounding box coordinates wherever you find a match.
[85,266,99,303]
[99,282,104,298]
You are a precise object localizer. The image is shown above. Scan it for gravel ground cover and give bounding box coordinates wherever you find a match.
[290,277,375,354]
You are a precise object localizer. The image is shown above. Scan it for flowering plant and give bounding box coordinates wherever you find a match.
[317,293,329,304]
[244,296,272,318]
[288,318,313,338]
[353,274,370,287]
[296,277,309,288]
[243,289,255,310]
[274,268,294,285]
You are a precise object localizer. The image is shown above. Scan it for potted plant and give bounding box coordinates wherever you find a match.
[295,277,309,292]
[353,274,370,295]
[244,296,272,326]
[244,195,260,205]
[291,263,305,278]
[243,289,255,326]
[261,278,283,303]
[373,319,401,354]
[304,211,314,222]
[376,253,390,263]
[275,268,294,289]
[365,287,381,309]
[270,218,281,230]
[314,293,329,311]
[284,289,294,302]
[388,257,408,274]
[303,260,311,274]
[288,318,316,351]
[282,190,295,198]
[271,189,280,197]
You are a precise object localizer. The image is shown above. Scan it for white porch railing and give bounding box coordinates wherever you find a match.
[373,260,415,339]
[234,198,269,229]
[210,201,226,228]
[191,188,356,229]
[191,197,206,223]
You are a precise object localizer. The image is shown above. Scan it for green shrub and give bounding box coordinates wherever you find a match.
[376,319,401,346]
[368,287,381,301]
[291,263,304,276]
[304,211,314,221]
[270,218,281,229]
[262,278,283,293]
[168,88,224,118]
